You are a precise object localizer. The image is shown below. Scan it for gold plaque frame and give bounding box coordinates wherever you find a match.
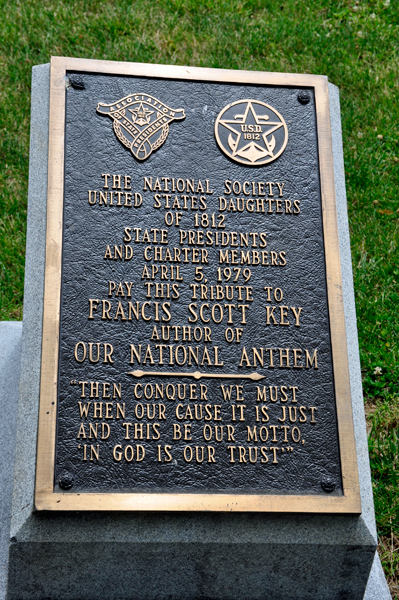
[35,56,361,513]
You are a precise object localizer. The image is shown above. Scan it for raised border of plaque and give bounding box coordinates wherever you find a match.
[35,56,361,513]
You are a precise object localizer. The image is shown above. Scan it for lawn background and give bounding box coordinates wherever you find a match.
[0,0,398,595]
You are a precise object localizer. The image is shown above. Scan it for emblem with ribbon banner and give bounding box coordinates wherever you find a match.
[97,94,185,161]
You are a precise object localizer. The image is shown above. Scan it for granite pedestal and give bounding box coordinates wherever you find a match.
[1,63,392,599]
[0,322,21,600]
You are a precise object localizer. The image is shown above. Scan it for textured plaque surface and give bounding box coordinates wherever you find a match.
[35,58,360,512]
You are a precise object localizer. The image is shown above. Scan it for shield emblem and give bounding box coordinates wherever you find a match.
[97,94,185,161]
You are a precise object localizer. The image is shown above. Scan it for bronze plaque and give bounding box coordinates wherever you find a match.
[35,57,360,512]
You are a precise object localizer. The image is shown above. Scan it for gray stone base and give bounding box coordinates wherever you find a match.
[0,322,22,600]
[2,522,385,600]
[364,552,392,600]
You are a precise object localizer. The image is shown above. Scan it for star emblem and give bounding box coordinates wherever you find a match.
[215,99,288,166]
[129,102,154,126]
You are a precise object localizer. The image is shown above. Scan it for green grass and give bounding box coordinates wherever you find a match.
[0,0,398,593]
[368,399,399,595]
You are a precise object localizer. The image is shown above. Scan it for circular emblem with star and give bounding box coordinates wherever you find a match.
[215,99,288,166]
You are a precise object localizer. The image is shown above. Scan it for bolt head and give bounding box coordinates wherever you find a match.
[58,471,74,490]
[321,478,336,493]
[298,90,311,104]
[69,76,85,90]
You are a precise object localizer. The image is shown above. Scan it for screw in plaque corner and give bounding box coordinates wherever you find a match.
[297,90,311,104]
[321,478,336,493]
[58,471,74,490]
